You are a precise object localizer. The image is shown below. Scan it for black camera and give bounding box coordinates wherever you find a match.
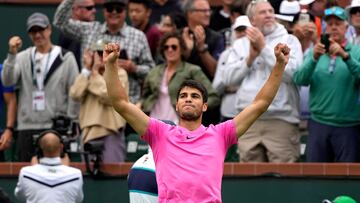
[84,140,104,154]
[33,116,79,158]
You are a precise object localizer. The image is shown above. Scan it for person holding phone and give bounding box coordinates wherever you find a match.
[293,6,360,162]
[69,39,129,163]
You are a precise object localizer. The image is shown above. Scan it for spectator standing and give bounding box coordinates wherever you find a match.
[54,0,154,104]
[2,13,79,162]
[14,130,83,203]
[70,39,128,163]
[128,0,162,59]
[293,6,360,162]
[223,0,303,162]
[182,0,224,125]
[149,0,182,25]
[0,64,16,162]
[346,0,360,45]
[58,0,96,71]
[141,32,220,124]
[209,0,234,31]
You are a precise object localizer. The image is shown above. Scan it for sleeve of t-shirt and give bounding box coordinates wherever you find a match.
[215,120,237,148]
[141,118,166,148]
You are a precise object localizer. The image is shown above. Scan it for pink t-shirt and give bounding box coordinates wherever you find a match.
[142,118,237,203]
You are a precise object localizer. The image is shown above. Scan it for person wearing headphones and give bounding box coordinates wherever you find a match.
[14,130,83,203]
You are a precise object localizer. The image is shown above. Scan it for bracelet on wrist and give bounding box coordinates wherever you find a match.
[197,44,208,53]
[5,126,14,133]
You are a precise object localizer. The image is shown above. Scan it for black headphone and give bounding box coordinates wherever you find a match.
[36,130,65,158]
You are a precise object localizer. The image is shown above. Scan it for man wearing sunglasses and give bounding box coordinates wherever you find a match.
[346,0,360,45]
[58,0,96,71]
[293,6,360,162]
[54,0,155,105]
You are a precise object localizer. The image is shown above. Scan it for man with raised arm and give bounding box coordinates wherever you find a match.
[103,42,290,202]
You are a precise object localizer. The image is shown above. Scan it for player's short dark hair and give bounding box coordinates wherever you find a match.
[176,80,208,103]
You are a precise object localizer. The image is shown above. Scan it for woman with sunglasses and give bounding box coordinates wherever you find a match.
[141,32,220,125]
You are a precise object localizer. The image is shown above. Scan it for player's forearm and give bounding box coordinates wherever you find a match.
[253,60,286,110]
[104,61,129,110]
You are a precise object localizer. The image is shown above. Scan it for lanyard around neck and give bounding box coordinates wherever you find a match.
[31,47,52,90]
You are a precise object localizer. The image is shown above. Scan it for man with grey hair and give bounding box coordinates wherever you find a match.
[222,0,303,162]
[182,0,224,126]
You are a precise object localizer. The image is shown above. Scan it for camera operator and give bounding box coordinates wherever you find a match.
[15,130,83,203]
[293,6,360,162]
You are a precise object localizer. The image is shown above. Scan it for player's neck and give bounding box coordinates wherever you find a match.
[179,119,202,131]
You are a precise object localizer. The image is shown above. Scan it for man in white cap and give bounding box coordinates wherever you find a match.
[346,0,360,44]
[1,12,79,162]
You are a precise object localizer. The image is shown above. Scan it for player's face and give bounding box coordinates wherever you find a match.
[176,87,207,121]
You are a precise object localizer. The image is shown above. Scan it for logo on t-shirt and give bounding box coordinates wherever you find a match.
[186,135,195,139]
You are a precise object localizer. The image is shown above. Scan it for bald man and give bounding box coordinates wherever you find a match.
[15,131,84,203]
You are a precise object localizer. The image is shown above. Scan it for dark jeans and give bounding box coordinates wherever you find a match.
[16,129,48,162]
[306,119,360,162]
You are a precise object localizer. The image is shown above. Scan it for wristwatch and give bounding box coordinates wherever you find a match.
[198,44,208,53]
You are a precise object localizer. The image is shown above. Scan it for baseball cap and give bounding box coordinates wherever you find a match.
[232,15,252,30]
[324,6,348,21]
[275,0,300,22]
[26,12,50,32]
[299,0,315,5]
[346,0,360,16]
[323,195,357,203]
[103,0,127,6]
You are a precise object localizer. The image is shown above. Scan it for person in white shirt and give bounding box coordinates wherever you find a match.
[14,130,83,203]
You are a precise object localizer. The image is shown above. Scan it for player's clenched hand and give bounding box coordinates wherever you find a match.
[274,43,290,65]
[103,43,120,65]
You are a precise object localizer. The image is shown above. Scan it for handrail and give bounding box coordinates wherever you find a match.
[1,162,360,177]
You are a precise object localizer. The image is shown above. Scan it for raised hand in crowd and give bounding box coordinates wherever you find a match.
[83,50,94,71]
[293,22,317,42]
[8,36,23,54]
[329,38,349,59]
[193,25,206,51]
[182,27,195,52]
[118,58,136,73]
[313,41,326,60]
[246,26,265,52]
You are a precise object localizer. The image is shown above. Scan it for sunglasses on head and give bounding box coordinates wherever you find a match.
[350,7,360,15]
[79,5,96,11]
[104,4,124,13]
[324,7,344,16]
[164,44,178,51]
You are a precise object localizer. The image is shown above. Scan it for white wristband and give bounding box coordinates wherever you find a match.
[81,68,91,78]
